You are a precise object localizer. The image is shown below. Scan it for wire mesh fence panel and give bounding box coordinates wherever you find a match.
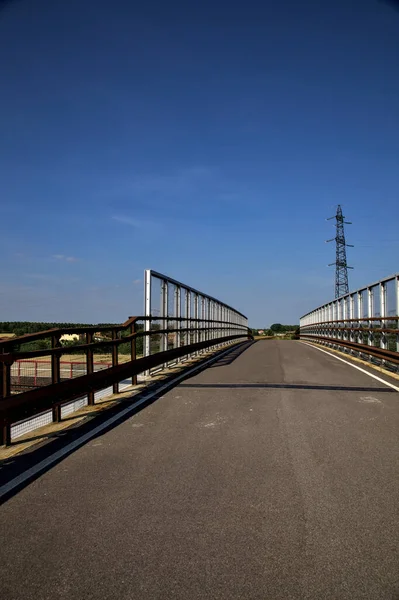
[151,278,162,316]
[299,274,399,371]
[353,294,359,321]
[68,361,87,379]
[11,358,52,392]
[190,293,196,345]
[143,269,249,367]
[167,282,177,351]
[371,285,381,317]
[180,289,187,348]
[361,289,368,319]
[1,271,249,445]
[10,359,114,393]
[149,319,162,355]
[386,279,397,317]
[388,333,398,352]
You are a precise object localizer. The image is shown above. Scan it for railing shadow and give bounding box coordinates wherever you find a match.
[178,382,395,392]
[0,343,251,502]
[0,375,179,502]
[209,340,255,368]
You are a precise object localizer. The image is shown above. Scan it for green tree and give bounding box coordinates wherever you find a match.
[36,339,52,351]
[270,323,284,333]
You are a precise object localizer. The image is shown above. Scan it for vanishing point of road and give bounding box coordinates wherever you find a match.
[1,341,398,599]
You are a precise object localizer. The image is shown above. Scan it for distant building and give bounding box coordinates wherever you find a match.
[93,332,112,341]
[257,330,264,335]
[60,334,80,343]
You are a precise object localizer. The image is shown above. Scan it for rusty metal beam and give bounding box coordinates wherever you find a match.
[0,324,248,362]
[0,316,248,351]
[300,334,399,365]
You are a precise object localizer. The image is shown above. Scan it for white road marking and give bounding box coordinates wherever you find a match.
[300,342,399,393]
[359,396,382,404]
[0,345,239,500]
[200,414,227,429]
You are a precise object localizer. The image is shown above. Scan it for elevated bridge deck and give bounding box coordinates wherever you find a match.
[1,341,398,599]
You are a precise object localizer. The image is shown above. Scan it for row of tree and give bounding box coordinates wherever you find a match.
[0,322,100,336]
[268,323,298,333]
[251,323,299,337]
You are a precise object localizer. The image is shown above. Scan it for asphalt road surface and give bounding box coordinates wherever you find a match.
[1,341,398,600]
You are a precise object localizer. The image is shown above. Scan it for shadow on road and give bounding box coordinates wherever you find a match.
[0,342,252,502]
[178,383,396,392]
[0,384,168,502]
[209,340,255,368]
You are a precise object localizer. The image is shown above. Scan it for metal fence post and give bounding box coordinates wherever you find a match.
[0,347,12,444]
[194,293,199,352]
[112,329,119,394]
[368,287,373,347]
[357,291,363,345]
[0,418,11,446]
[185,289,190,352]
[2,361,11,399]
[0,344,4,402]
[396,276,399,353]
[380,282,387,350]
[207,300,211,347]
[144,269,152,376]
[175,285,181,361]
[130,321,137,385]
[161,279,168,366]
[216,302,219,345]
[201,296,205,352]
[144,269,151,359]
[51,334,62,423]
[86,331,95,405]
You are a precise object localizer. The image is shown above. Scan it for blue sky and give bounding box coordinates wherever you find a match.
[0,0,398,326]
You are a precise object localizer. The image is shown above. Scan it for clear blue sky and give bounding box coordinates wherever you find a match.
[1,0,398,326]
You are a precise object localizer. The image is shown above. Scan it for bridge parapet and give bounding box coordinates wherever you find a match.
[0,271,248,446]
[300,273,399,371]
[143,269,247,370]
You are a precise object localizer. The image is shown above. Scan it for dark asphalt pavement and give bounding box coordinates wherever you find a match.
[1,341,398,599]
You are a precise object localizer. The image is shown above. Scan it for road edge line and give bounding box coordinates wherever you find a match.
[299,341,399,393]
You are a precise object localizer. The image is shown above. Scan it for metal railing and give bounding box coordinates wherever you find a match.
[143,269,248,368]
[10,359,113,391]
[0,271,249,445]
[299,273,399,369]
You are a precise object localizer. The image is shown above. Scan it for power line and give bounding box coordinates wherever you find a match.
[326,205,354,298]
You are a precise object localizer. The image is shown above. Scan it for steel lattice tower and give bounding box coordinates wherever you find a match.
[326,205,354,298]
